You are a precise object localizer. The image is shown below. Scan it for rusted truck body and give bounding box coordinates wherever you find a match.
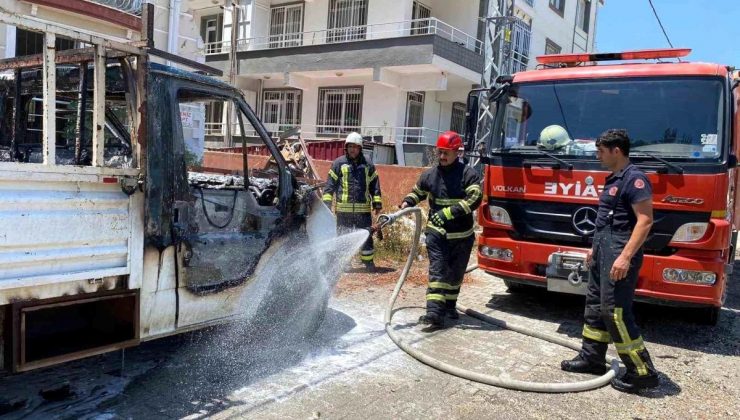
[0,5,319,372]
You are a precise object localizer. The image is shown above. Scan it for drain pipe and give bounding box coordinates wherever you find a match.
[378,208,618,393]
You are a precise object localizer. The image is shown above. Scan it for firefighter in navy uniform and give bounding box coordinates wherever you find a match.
[323,132,382,272]
[561,129,661,393]
[401,131,482,328]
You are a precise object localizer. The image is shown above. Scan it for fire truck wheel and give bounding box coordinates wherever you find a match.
[503,279,534,293]
[698,306,720,326]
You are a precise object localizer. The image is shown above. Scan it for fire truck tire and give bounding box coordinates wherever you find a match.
[503,279,534,293]
[698,306,720,326]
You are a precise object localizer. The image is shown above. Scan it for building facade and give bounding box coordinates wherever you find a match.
[0,0,603,150]
[195,0,603,147]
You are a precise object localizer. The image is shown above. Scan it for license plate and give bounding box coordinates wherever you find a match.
[546,251,589,295]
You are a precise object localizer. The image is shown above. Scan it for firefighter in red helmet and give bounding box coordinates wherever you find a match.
[401,131,482,328]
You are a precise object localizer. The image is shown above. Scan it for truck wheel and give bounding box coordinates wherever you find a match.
[698,306,721,326]
[503,279,530,293]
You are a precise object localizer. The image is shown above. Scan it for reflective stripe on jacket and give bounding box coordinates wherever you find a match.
[402,161,482,237]
[323,154,382,213]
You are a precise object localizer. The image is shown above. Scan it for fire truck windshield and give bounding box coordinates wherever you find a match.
[492,77,726,161]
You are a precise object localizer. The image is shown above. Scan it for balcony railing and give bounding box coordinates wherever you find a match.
[204,123,442,145]
[205,18,482,56]
[87,0,143,16]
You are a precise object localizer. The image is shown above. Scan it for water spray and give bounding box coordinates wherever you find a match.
[376,207,619,393]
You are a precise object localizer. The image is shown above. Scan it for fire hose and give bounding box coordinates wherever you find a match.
[375,207,619,393]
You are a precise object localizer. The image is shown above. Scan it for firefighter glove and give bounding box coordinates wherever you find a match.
[429,211,446,227]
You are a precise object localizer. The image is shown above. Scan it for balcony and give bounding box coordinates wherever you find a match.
[203,123,443,145]
[206,18,481,55]
[205,18,484,79]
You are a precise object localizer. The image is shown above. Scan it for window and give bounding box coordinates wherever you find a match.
[576,0,591,33]
[545,38,562,55]
[411,2,432,35]
[269,4,304,48]
[450,102,466,135]
[0,61,133,167]
[549,0,565,16]
[201,15,223,54]
[262,89,302,133]
[510,20,532,73]
[404,92,425,143]
[204,101,224,136]
[15,29,76,56]
[327,0,368,43]
[317,87,362,134]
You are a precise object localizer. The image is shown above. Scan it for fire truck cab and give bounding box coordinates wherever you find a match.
[469,49,738,325]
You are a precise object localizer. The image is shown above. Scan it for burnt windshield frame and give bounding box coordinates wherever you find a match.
[488,76,729,165]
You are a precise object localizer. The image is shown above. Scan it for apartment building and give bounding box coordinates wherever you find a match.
[192,0,602,147]
[0,1,603,151]
[509,0,604,73]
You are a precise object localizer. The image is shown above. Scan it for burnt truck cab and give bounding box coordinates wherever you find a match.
[468,49,738,325]
[0,8,319,372]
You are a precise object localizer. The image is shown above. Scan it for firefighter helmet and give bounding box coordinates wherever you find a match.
[436,131,463,150]
[538,125,572,150]
[345,132,363,147]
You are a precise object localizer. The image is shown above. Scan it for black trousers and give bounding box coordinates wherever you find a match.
[337,212,374,263]
[425,231,475,317]
[581,226,657,377]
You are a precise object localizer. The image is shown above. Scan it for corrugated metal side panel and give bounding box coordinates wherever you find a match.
[0,180,132,290]
[208,140,347,162]
[306,140,345,161]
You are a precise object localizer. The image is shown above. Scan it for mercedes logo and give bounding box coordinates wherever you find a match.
[572,207,598,235]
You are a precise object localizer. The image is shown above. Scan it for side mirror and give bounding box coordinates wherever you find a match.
[728,154,737,168]
[464,93,479,152]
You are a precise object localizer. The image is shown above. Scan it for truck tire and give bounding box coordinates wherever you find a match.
[503,279,532,293]
[698,306,720,326]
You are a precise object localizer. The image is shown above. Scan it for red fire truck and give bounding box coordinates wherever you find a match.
[469,49,739,325]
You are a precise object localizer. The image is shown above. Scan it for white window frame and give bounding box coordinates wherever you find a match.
[404,92,425,143]
[269,4,304,48]
[576,0,591,33]
[317,87,363,135]
[327,0,368,43]
[204,17,221,54]
[450,102,466,135]
[261,89,302,133]
[411,1,432,35]
[510,20,531,73]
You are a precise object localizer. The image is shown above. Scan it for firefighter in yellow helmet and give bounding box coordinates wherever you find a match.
[323,132,383,272]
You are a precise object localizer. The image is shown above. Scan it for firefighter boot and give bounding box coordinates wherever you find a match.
[445,301,459,319]
[611,371,660,393]
[418,312,444,328]
[560,354,608,375]
[363,261,376,273]
[611,351,660,393]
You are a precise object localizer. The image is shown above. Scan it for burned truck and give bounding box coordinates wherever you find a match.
[0,7,324,372]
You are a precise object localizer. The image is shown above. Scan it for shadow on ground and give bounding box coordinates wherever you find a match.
[0,308,356,419]
[482,261,740,357]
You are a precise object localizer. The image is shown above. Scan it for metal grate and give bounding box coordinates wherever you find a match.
[404,92,425,143]
[88,0,143,16]
[450,102,466,135]
[262,90,302,133]
[317,87,362,134]
[509,19,531,73]
[327,0,368,43]
[269,4,304,48]
[411,2,432,35]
